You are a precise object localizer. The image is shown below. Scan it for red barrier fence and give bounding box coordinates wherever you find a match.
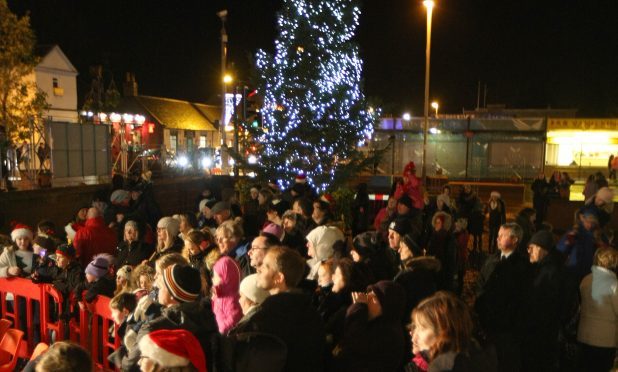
[0,278,119,370]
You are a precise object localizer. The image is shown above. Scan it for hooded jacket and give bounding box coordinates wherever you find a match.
[334,280,406,372]
[212,256,243,335]
[306,226,345,279]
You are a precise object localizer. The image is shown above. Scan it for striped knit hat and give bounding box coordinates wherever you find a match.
[163,264,201,303]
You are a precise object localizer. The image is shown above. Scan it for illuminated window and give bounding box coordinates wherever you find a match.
[170,134,177,154]
[199,136,207,148]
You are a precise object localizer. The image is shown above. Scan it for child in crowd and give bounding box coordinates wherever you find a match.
[115,265,136,296]
[79,254,116,303]
[34,341,93,372]
[108,292,138,368]
[133,263,155,298]
[313,259,336,318]
[0,223,36,278]
[212,256,243,335]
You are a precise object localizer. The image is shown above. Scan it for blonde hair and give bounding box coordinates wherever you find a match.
[215,220,244,241]
[594,247,618,271]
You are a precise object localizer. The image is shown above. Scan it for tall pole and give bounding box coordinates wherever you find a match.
[218,10,229,174]
[421,0,434,181]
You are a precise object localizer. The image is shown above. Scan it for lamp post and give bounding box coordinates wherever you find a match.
[218,9,229,173]
[421,0,434,181]
[431,101,439,117]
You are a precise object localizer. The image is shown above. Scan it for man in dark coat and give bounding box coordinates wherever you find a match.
[231,247,325,372]
[531,173,550,229]
[475,222,531,372]
[521,230,578,372]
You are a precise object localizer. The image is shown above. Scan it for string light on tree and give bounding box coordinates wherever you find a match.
[255,0,378,192]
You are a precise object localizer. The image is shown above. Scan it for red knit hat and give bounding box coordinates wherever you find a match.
[138,329,206,372]
[11,222,33,242]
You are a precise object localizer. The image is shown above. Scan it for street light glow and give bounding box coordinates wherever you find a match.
[403,113,411,121]
[223,74,233,84]
[423,0,435,9]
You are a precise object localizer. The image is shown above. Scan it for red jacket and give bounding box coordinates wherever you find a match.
[73,217,118,268]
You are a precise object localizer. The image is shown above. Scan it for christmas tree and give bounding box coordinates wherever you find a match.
[255,0,378,192]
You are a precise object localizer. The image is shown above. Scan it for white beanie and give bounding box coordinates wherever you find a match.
[157,217,180,237]
[239,274,270,305]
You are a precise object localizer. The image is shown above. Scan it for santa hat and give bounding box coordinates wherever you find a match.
[595,187,615,205]
[295,174,307,184]
[320,193,335,205]
[11,223,33,242]
[138,329,206,372]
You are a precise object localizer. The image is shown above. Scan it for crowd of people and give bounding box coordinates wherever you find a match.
[0,162,616,372]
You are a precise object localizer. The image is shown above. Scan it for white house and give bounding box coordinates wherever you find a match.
[32,45,79,123]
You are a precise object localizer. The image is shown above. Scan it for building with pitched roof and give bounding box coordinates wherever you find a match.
[33,45,79,123]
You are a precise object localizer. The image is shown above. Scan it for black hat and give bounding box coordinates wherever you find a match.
[367,280,405,320]
[528,230,555,251]
[388,217,411,236]
[352,231,380,258]
[402,233,422,256]
[268,199,290,217]
[163,264,201,303]
[397,195,413,210]
[210,201,231,215]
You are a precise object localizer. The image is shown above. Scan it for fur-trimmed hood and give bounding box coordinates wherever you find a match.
[431,211,452,231]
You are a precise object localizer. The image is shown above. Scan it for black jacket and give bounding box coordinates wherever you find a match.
[475,251,531,337]
[333,297,406,372]
[147,237,184,266]
[233,291,326,372]
[115,240,154,267]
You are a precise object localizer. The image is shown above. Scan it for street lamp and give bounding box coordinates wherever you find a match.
[421,0,434,181]
[431,101,439,117]
[218,9,229,173]
[403,112,412,121]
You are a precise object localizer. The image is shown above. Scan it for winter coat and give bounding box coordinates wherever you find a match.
[232,291,326,372]
[531,179,550,206]
[395,256,441,317]
[456,191,477,220]
[521,251,575,371]
[420,339,497,372]
[135,300,219,372]
[212,256,243,335]
[78,275,115,303]
[394,176,424,210]
[114,240,154,268]
[36,260,84,297]
[557,224,599,282]
[147,236,184,266]
[426,229,459,292]
[333,282,406,372]
[578,265,618,347]
[487,199,506,228]
[475,250,531,337]
[73,217,118,268]
[0,247,35,277]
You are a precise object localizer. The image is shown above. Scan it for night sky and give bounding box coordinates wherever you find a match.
[8,0,618,117]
